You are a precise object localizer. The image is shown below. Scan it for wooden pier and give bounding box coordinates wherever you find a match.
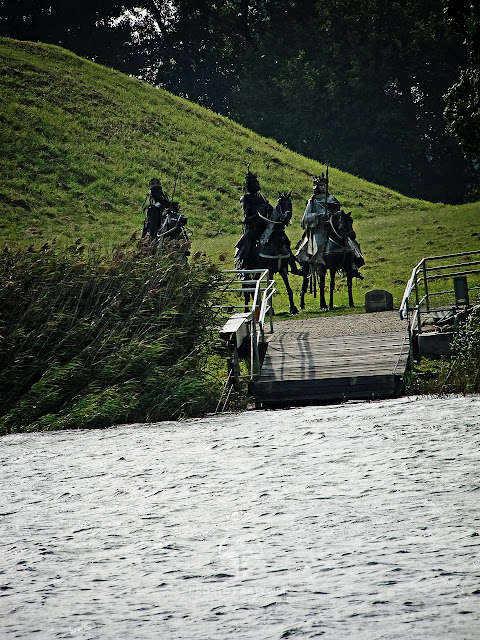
[249,313,409,407]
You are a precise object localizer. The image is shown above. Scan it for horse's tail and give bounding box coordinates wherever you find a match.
[309,271,318,298]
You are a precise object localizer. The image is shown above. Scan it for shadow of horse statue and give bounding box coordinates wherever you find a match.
[235,191,299,315]
[300,210,362,310]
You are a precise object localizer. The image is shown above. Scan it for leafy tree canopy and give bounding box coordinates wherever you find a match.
[443,0,480,161]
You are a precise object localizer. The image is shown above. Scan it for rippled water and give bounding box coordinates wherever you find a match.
[1,395,479,639]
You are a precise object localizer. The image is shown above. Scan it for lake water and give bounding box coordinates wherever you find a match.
[1,395,479,639]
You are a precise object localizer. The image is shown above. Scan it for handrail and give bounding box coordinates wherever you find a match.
[219,269,276,380]
[400,249,480,321]
[399,250,480,360]
[399,258,424,319]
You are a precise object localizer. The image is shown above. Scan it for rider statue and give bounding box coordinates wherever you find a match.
[296,173,336,274]
[235,167,300,273]
[142,177,170,240]
[141,177,189,250]
[296,173,364,278]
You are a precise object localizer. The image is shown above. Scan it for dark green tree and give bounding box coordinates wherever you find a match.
[230,0,471,202]
[443,0,480,159]
[0,0,135,67]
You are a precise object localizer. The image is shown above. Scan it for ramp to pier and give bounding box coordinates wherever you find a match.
[249,311,409,406]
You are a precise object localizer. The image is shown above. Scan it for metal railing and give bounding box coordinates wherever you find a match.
[399,249,480,360]
[218,269,276,379]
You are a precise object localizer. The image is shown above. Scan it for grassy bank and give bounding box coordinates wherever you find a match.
[1,38,479,314]
[0,240,225,434]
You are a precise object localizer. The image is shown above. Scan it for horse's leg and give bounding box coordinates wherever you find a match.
[300,264,309,310]
[329,269,335,310]
[279,266,298,315]
[347,271,354,307]
[319,272,327,309]
[300,276,308,310]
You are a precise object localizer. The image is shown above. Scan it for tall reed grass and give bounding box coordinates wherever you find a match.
[0,238,225,433]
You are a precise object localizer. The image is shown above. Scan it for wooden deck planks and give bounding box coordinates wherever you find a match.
[249,330,409,405]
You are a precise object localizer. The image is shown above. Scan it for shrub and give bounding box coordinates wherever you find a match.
[443,310,480,393]
[406,308,480,395]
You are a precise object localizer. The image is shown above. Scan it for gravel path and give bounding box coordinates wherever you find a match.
[268,310,408,340]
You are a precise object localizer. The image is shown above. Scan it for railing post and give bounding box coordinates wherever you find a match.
[423,259,430,311]
[250,315,259,380]
[406,299,414,368]
[413,271,421,332]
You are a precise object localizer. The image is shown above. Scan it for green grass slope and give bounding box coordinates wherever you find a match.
[1,37,479,310]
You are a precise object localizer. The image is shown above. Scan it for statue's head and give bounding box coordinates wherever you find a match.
[313,173,328,196]
[149,178,167,207]
[245,169,260,194]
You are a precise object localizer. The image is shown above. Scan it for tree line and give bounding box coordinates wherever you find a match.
[1,0,478,203]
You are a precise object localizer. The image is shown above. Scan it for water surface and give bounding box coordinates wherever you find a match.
[1,395,479,639]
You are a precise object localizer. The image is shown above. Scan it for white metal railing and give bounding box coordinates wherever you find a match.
[217,269,276,379]
[399,249,480,360]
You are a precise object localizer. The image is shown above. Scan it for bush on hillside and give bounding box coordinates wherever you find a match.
[0,239,225,434]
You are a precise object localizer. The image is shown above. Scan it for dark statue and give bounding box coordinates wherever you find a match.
[234,168,299,315]
[141,178,190,255]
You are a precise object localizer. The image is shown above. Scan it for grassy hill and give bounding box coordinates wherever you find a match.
[1,37,479,311]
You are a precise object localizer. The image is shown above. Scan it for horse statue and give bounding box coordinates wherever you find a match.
[156,202,189,246]
[300,209,364,310]
[141,178,190,259]
[235,191,299,315]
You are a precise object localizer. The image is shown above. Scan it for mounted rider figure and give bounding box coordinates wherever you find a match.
[296,173,339,274]
[296,172,364,278]
[141,176,189,247]
[141,177,170,241]
[235,167,300,274]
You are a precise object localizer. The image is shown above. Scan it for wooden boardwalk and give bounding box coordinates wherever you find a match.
[249,314,410,406]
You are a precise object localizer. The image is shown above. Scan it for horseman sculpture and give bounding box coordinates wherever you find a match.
[235,167,300,275]
[234,167,299,314]
[142,177,170,240]
[295,173,340,274]
[297,172,364,309]
[141,177,190,258]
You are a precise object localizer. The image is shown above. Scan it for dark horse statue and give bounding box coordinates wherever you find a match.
[142,185,190,263]
[143,202,188,245]
[156,203,189,246]
[300,209,363,310]
[235,191,299,315]
[142,178,189,249]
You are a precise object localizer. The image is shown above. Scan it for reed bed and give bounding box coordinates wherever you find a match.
[0,239,225,433]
